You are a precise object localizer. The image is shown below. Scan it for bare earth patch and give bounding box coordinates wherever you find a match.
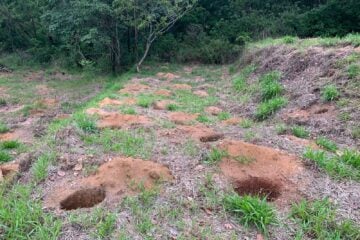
[167,112,199,125]
[218,139,304,205]
[119,83,151,95]
[97,113,150,129]
[45,157,173,210]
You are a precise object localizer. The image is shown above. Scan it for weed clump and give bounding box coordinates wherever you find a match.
[1,140,20,149]
[292,125,310,139]
[322,84,339,101]
[204,148,228,164]
[224,194,277,234]
[255,97,288,120]
[0,151,12,163]
[0,122,9,133]
[315,137,337,152]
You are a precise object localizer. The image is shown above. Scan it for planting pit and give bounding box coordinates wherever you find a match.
[233,177,282,201]
[60,187,106,210]
[45,157,173,210]
[219,139,304,205]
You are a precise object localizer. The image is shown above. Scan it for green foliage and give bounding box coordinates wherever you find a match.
[74,113,97,133]
[0,98,6,106]
[322,85,339,101]
[315,137,338,152]
[303,148,360,180]
[0,151,12,163]
[95,212,117,238]
[217,112,231,121]
[1,140,20,149]
[348,64,360,79]
[0,122,9,133]
[282,36,297,44]
[255,97,288,120]
[121,107,136,115]
[291,199,360,239]
[196,114,211,123]
[204,148,228,165]
[137,95,155,108]
[292,126,310,139]
[166,103,179,111]
[233,65,257,92]
[0,184,62,239]
[239,119,253,129]
[31,154,56,183]
[224,194,277,234]
[340,149,360,170]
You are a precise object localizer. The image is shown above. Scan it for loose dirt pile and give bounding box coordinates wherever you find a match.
[167,112,199,125]
[163,125,224,142]
[119,83,151,94]
[45,157,173,210]
[218,139,304,204]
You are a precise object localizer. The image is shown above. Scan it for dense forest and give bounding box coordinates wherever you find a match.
[1,0,359,71]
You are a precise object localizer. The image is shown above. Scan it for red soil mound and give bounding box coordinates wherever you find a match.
[172,84,192,90]
[153,100,176,110]
[221,117,243,125]
[0,163,19,182]
[168,112,199,125]
[154,89,172,97]
[193,90,209,97]
[45,157,173,210]
[99,97,123,107]
[283,103,336,124]
[156,72,180,81]
[177,125,224,142]
[205,106,223,115]
[119,83,150,95]
[98,113,150,129]
[218,139,303,204]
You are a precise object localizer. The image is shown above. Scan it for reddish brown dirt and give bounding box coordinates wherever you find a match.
[153,100,176,110]
[172,84,192,90]
[97,113,150,129]
[45,157,173,210]
[193,90,209,97]
[234,177,282,201]
[282,103,337,124]
[156,72,180,81]
[205,106,223,116]
[284,135,320,150]
[167,112,199,125]
[154,89,172,97]
[221,118,243,125]
[36,84,53,95]
[0,129,33,143]
[218,139,304,205]
[119,83,150,95]
[86,108,111,116]
[0,163,19,182]
[99,97,123,107]
[161,125,224,142]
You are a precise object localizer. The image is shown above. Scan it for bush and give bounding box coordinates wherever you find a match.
[322,85,339,101]
[224,194,277,233]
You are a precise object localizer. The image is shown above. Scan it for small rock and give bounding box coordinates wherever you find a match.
[224,223,233,230]
[74,163,83,171]
[57,170,66,177]
[256,234,264,240]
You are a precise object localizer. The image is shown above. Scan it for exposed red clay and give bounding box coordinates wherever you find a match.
[45,157,173,210]
[119,83,150,95]
[167,112,199,125]
[205,106,223,115]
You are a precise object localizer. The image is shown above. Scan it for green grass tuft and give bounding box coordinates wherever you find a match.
[166,103,179,111]
[1,140,20,149]
[239,118,253,128]
[255,97,288,120]
[74,113,97,133]
[259,71,283,101]
[224,194,277,234]
[217,111,231,121]
[204,148,228,165]
[339,149,360,170]
[348,64,360,79]
[292,126,310,139]
[315,137,338,152]
[0,151,12,163]
[291,198,360,239]
[0,122,9,133]
[322,84,339,101]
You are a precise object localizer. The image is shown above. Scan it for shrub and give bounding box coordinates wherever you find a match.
[255,97,288,120]
[322,85,339,101]
[224,194,277,233]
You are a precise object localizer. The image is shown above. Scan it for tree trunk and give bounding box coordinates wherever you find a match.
[136,40,151,72]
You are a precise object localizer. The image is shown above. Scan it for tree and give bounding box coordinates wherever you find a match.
[114,0,197,72]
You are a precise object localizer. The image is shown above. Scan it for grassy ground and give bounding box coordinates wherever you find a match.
[1,37,360,239]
